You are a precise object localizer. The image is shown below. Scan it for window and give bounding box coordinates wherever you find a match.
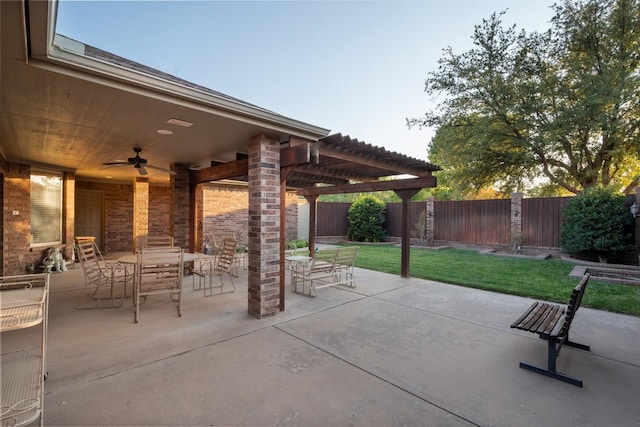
[30,171,63,245]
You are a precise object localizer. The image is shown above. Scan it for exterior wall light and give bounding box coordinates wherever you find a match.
[631,202,639,218]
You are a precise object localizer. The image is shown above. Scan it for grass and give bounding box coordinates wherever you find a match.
[342,244,640,316]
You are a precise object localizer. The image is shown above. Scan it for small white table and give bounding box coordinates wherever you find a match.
[285,255,312,292]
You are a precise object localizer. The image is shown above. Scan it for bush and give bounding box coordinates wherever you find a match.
[285,239,308,250]
[560,187,634,261]
[347,195,386,242]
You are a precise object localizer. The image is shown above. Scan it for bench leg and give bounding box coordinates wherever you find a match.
[519,339,584,387]
[565,333,591,352]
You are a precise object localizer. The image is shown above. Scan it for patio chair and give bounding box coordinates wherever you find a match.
[74,236,104,262]
[75,239,130,309]
[291,247,338,297]
[141,235,174,248]
[135,247,183,323]
[202,238,237,297]
[333,246,359,288]
[192,253,217,291]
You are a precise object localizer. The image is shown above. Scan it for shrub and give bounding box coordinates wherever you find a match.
[285,239,308,249]
[347,195,386,242]
[560,187,634,261]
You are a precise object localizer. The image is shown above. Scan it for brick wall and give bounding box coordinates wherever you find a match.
[169,164,190,249]
[149,185,171,236]
[77,181,134,252]
[201,182,298,249]
[3,163,35,275]
[77,181,174,252]
[5,170,297,272]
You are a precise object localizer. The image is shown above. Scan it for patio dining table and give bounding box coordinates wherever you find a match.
[117,252,200,265]
[117,252,200,301]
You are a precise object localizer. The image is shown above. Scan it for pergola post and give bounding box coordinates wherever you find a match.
[395,189,420,278]
[279,166,295,311]
[305,195,318,253]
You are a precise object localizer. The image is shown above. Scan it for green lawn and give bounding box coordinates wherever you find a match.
[343,244,640,316]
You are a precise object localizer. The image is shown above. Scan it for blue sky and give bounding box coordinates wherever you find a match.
[56,0,556,161]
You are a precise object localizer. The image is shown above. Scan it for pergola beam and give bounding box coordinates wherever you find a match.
[297,176,436,196]
[295,164,377,183]
[318,141,433,177]
[190,142,318,186]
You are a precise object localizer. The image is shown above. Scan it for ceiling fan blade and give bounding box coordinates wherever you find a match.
[137,165,148,176]
[99,164,128,171]
[146,164,177,175]
[101,161,129,166]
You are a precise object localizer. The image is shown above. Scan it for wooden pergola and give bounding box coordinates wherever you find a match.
[190,132,440,310]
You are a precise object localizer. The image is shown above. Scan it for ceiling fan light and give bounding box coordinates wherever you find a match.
[167,118,193,128]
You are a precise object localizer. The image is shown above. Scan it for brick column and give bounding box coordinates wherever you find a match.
[63,172,75,261]
[133,177,149,252]
[247,134,281,319]
[170,164,190,250]
[194,183,204,253]
[511,192,523,253]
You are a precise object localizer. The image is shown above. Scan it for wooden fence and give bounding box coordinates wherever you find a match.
[316,196,634,249]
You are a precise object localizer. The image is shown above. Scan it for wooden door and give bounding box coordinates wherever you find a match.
[75,190,104,250]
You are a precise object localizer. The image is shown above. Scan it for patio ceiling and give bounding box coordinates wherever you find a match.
[0,0,439,189]
[0,0,328,184]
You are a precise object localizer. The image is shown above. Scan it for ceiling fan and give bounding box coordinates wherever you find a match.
[102,147,176,176]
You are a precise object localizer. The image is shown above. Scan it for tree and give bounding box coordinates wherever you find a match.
[409,0,640,195]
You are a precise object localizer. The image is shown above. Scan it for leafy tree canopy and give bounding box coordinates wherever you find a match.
[409,0,640,196]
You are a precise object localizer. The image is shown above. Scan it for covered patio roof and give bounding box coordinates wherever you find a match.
[1,0,441,315]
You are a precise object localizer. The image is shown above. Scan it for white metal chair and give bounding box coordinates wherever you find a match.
[74,236,104,262]
[135,247,183,323]
[192,254,217,291]
[75,240,130,309]
[202,238,237,297]
[291,248,338,297]
[140,235,174,248]
[333,246,359,288]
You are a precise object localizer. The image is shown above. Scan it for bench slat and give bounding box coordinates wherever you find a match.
[511,302,565,336]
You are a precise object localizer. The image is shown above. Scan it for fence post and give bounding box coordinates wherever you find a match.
[511,192,523,253]
[426,197,435,246]
[635,188,640,256]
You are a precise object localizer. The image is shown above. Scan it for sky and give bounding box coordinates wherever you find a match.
[55,0,557,162]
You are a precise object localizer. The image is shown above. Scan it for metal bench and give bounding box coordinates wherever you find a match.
[510,274,590,387]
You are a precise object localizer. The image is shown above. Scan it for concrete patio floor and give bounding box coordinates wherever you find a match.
[3,257,639,426]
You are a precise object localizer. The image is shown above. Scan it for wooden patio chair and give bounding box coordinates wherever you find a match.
[135,247,183,323]
[75,239,131,309]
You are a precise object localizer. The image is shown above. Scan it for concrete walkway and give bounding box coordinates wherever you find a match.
[5,261,639,426]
